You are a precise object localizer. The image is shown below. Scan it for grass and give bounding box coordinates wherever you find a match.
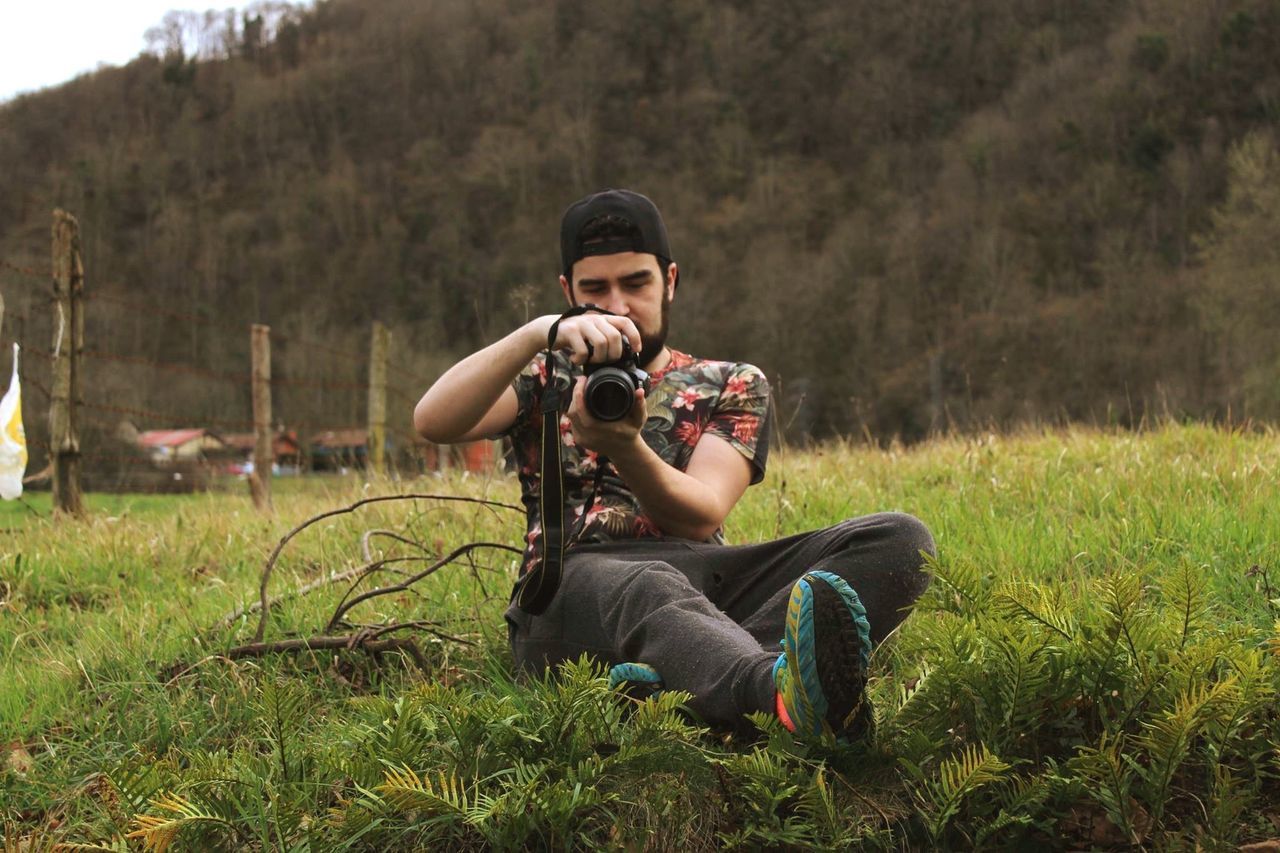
[1,423,1278,849]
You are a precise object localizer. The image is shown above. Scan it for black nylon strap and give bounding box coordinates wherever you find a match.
[514,304,610,614]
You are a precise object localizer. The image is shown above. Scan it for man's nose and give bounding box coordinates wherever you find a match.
[603,287,629,315]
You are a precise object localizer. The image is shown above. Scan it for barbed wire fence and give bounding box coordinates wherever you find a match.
[0,211,495,514]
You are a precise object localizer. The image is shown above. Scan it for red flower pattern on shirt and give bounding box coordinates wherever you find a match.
[675,418,704,447]
[673,389,700,411]
[732,416,758,445]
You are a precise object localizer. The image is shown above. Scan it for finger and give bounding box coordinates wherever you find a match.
[630,387,647,426]
[568,376,589,422]
[582,326,610,364]
[599,323,624,362]
[604,316,642,353]
[583,316,623,362]
[563,328,589,365]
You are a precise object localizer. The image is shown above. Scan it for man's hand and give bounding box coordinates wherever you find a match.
[549,313,642,367]
[567,376,646,458]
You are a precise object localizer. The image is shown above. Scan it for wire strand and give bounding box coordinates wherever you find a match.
[0,258,48,279]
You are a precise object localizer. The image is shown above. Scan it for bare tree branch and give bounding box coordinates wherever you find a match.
[325,541,521,632]
[253,493,520,643]
[225,635,433,672]
[361,528,434,562]
[214,561,412,629]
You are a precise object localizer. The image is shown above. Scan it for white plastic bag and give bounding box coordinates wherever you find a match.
[0,343,27,500]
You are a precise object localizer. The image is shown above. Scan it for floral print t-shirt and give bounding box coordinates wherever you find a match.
[503,348,772,579]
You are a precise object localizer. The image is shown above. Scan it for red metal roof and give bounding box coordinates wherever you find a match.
[137,429,210,448]
[312,428,368,448]
[221,431,300,454]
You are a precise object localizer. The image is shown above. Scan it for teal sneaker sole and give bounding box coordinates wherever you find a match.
[780,570,871,737]
[608,662,664,697]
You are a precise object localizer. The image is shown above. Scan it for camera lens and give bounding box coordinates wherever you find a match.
[585,370,634,421]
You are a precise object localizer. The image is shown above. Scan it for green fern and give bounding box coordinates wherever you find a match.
[254,678,311,785]
[1162,561,1212,651]
[924,558,990,617]
[104,757,168,818]
[995,581,1076,641]
[1071,733,1141,844]
[908,743,1011,846]
[973,770,1056,847]
[1136,676,1239,825]
[377,765,476,817]
[127,792,239,852]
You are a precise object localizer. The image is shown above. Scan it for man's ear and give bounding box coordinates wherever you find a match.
[559,274,575,306]
[665,262,678,301]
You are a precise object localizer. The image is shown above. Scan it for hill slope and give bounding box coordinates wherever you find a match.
[1,0,1278,442]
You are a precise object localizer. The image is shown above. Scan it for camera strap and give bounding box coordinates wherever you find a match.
[515,304,611,615]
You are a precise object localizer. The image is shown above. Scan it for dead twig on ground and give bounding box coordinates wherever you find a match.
[361,528,433,561]
[214,561,415,629]
[225,634,433,672]
[253,493,520,643]
[325,541,521,632]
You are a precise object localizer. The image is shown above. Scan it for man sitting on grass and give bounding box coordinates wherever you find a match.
[414,189,934,740]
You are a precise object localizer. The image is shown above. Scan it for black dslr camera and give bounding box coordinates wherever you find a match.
[583,339,649,421]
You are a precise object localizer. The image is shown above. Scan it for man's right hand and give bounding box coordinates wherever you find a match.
[541,312,642,367]
[415,310,642,445]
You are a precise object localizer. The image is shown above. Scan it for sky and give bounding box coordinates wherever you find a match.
[0,2,241,104]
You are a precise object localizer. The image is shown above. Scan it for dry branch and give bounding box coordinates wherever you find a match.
[214,560,414,629]
[361,528,432,561]
[253,493,520,643]
[160,494,525,683]
[225,635,433,671]
[325,541,521,632]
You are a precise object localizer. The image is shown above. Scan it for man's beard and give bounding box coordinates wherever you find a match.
[638,287,671,369]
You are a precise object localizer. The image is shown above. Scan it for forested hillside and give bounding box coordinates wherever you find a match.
[1,0,1278,443]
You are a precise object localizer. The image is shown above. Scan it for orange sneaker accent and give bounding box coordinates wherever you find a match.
[776,691,796,732]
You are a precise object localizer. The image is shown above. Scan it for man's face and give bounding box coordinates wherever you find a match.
[560,251,676,369]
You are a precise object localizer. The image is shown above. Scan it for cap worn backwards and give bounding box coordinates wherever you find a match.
[559,189,674,282]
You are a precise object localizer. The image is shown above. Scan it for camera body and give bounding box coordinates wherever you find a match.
[583,341,649,421]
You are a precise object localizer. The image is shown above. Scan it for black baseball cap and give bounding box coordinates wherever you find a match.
[559,189,676,285]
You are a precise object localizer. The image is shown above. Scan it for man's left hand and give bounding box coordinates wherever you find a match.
[567,376,647,458]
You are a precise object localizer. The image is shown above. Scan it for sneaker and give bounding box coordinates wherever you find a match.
[773,570,871,739]
[608,661,664,699]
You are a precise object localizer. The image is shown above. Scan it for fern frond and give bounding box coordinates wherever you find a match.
[105,758,168,816]
[1162,561,1211,650]
[994,581,1075,641]
[1097,571,1160,673]
[1137,676,1239,822]
[925,559,988,616]
[377,765,471,816]
[978,619,1059,750]
[974,771,1054,846]
[127,793,237,853]
[914,744,1010,844]
[254,679,311,784]
[1070,733,1140,844]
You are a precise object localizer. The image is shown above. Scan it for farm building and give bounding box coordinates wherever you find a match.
[310,428,369,471]
[136,429,229,464]
[220,430,303,472]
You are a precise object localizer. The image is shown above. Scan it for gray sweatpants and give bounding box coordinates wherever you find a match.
[504,512,935,728]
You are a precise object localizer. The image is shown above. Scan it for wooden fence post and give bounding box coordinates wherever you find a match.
[50,209,84,516]
[367,321,389,476]
[250,324,272,512]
